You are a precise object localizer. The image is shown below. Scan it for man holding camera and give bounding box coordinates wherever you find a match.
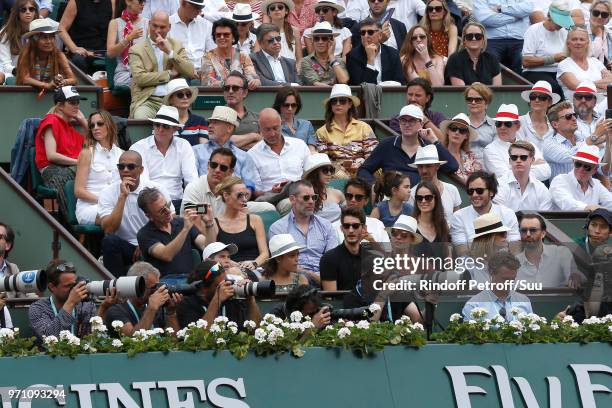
[177,260,262,329]
[104,262,182,336]
[270,285,332,329]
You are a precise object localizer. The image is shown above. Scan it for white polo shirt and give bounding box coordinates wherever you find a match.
[483,137,551,182]
[98,178,174,246]
[130,135,198,200]
[180,175,226,216]
[408,181,461,222]
[516,244,579,288]
[495,173,553,211]
[450,203,520,246]
[169,13,216,70]
[247,136,310,192]
[549,171,612,210]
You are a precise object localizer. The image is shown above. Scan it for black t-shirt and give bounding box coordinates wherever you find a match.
[176,294,248,329]
[320,243,368,291]
[444,49,501,85]
[104,302,165,332]
[137,218,200,276]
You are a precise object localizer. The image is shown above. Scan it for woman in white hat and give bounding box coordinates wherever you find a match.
[516,81,559,151]
[163,78,208,146]
[226,3,260,55]
[440,113,481,182]
[262,234,309,294]
[0,0,39,84]
[388,215,423,257]
[399,25,445,86]
[302,153,345,223]
[106,0,148,87]
[16,18,76,89]
[263,0,302,63]
[303,1,351,59]
[315,84,377,175]
[465,213,511,283]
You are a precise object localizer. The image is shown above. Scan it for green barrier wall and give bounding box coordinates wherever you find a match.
[0,343,609,407]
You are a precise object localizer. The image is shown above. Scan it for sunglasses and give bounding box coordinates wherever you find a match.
[283,102,298,109]
[209,161,230,172]
[510,154,529,162]
[300,194,319,202]
[223,84,244,92]
[342,222,362,230]
[153,122,173,129]
[267,35,282,45]
[235,192,250,200]
[203,262,222,281]
[236,22,251,27]
[495,121,518,128]
[56,262,76,272]
[117,163,139,171]
[467,187,487,196]
[331,97,350,105]
[574,161,594,171]
[448,125,469,134]
[519,227,541,235]
[345,192,366,201]
[399,117,419,125]
[215,32,232,39]
[592,10,610,18]
[574,94,595,102]
[562,112,577,120]
[412,34,427,41]
[529,93,552,102]
[315,6,332,13]
[313,36,331,42]
[268,4,285,11]
[320,166,335,175]
[66,100,80,106]
[89,120,105,129]
[157,201,172,216]
[464,33,484,41]
[415,194,434,202]
[19,6,36,12]
[360,29,379,36]
[368,0,385,3]
[174,91,192,99]
[391,229,412,239]
[427,5,444,13]
[465,96,484,104]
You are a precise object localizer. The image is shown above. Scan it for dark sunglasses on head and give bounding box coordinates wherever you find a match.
[153,122,172,129]
[300,194,319,202]
[574,93,596,102]
[268,4,285,11]
[467,187,487,196]
[174,91,192,99]
[529,93,552,102]
[465,96,484,104]
[510,154,529,162]
[464,33,484,41]
[520,227,541,235]
[360,29,379,36]
[562,112,577,120]
[448,125,469,134]
[427,5,444,13]
[283,102,298,109]
[19,6,37,12]
[345,192,366,201]
[89,120,105,129]
[391,229,412,239]
[320,166,335,175]
[117,163,139,171]
[592,10,610,18]
[495,121,518,128]
[342,222,362,230]
[215,32,232,39]
[56,262,75,273]
[223,84,244,92]
[415,194,434,202]
[267,35,282,45]
[574,161,594,171]
[412,34,427,41]
[209,161,230,172]
[331,97,350,105]
[315,6,332,13]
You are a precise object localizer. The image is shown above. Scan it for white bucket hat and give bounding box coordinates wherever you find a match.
[202,242,239,260]
[323,84,360,107]
[398,104,424,121]
[303,153,333,178]
[389,215,423,244]
[439,113,478,141]
[209,106,239,127]
[313,0,345,13]
[494,104,520,122]
[471,213,511,239]
[226,3,260,22]
[163,78,198,105]
[306,21,340,38]
[572,144,605,166]
[573,80,605,103]
[149,105,184,128]
[268,234,304,260]
[520,80,561,104]
[408,144,448,168]
[23,18,59,39]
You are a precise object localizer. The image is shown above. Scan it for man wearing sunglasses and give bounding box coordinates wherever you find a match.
[572,81,612,161]
[251,24,298,86]
[549,144,612,211]
[99,150,174,277]
[169,0,216,71]
[221,72,262,150]
[483,103,551,182]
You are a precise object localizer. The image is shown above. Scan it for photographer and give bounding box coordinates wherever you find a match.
[28,260,118,341]
[176,260,262,329]
[270,285,331,329]
[0,293,12,329]
[0,221,36,299]
[104,262,183,336]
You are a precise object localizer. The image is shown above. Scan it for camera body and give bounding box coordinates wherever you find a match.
[0,270,47,294]
[183,202,207,215]
[321,304,373,321]
[152,282,199,296]
[225,278,276,299]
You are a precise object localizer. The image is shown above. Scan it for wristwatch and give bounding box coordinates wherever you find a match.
[591,134,600,143]
[330,59,340,68]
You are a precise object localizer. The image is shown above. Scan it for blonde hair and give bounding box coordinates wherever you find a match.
[459,22,487,53]
[464,82,493,105]
[565,25,591,56]
[214,176,244,199]
[420,0,454,34]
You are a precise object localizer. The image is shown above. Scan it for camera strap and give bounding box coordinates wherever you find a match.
[50,296,76,335]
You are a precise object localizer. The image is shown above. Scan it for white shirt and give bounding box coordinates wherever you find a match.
[142,0,180,20]
[202,0,230,22]
[0,37,18,79]
[450,203,520,246]
[408,181,461,222]
[549,171,612,210]
[517,113,549,151]
[180,175,226,217]
[522,22,567,73]
[516,244,579,288]
[130,135,198,200]
[169,14,216,70]
[149,39,172,96]
[2,308,12,329]
[333,216,390,244]
[247,136,310,192]
[98,178,173,245]
[263,50,286,83]
[557,57,606,100]
[494,173,553,211]
[483,137,551,182]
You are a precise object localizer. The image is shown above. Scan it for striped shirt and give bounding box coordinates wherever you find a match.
[542,132,586,180]
[28,298,97,342]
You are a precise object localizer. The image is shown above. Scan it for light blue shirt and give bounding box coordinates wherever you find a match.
[472,0,534,40]
[462,290,533,322]
[282,118,316,147]
[192,140,256,190]
[0,260,7,277]
[269,211,340,274]
[36,0,52,12]
[542,132,586,180]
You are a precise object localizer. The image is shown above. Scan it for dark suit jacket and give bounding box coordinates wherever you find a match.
[350,18,407,51]
[346,44,405,85]
[250,51,298,86]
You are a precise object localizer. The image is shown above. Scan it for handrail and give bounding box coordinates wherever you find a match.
[500,64,533,86]
[69,61,98,86]
[0,167,114,279]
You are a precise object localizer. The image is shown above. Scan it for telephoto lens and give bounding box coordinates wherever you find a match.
[329,306,373,321]
[0,270,47,294]
[232,280,276,298]
[86,276,145,298]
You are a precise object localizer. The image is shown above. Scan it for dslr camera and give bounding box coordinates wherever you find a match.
[225,278,276,299]
[321,304,373,321]
[152,282,200,296]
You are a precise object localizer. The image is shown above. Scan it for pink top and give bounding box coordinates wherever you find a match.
[457,150,481,180]
[288,0,317,42]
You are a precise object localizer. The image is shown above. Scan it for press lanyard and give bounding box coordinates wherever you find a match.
[50,296,76,335]
[128,300,156,329]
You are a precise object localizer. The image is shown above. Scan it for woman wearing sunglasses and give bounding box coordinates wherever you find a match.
[302,153,345,223]
[316,84,377,177]
[303,0,351,59]
[163,78,209,146]
[440,113,480,183]
[262,234,309,294]
[0,0,38,84]
[263,0,302,64]
[75,110,122,225]
[272,86,317,153]
[106,0,148,88]
[516,81,560,151]
[399,25,445,86]
[412,180,450,259]
[226,3,260,55]
[419,0,457,57]
[463,82,495,163]
[444,21,501,86]
[588,0,612,70]
[209,176,269,271]
[200,18,261,88]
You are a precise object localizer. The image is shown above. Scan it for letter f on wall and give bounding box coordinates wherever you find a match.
[570,364,612,408]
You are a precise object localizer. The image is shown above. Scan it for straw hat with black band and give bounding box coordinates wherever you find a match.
[439,113,478,141]
[148,105,185,128]
[471,213,511,240]
[163,78,199,106]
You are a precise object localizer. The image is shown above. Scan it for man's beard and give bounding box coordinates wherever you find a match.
[575,105,591,120]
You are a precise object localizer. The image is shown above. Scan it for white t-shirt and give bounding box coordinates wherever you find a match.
[408,181,461,222]
[557,57,606,100]
[522,22,567,73]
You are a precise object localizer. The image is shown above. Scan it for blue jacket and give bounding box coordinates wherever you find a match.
[10,118,41,186]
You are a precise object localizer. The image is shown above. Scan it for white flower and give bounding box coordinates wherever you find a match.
[513,331,522,336]
[483,323,490,331]
[369,303,381,314]
[337,327,351,339]
[0,328,15,340]
[82,343,90,351]
[112,339,123,348]
[13,328,18,333]
[302,320,315,330]
[570,322,579,328]
[195,319,208,329]
[551,322,559,330]
[111,320,124,330]
[152,327,165,335]
[244,320,257,330]
[188,322,196,329]
[92,324,108,333]
[273,317,283,326]
[510,307,521,316]
[289,322,305,332]
[176,328,188,339]
[529,324,540,332]
[59,330,72,341]
[449,313,462,322]
[263,314,276,323]
[583,316,601,325]
[229,326,238,334]
[509,321,524,331]
[216,338,226,345]
[290,311,303,323]
[356,320,370,330]
[43,335,58,345]
[601,315,612,323]
[344,321,355,328]
[492,314,505,324]
[210,324,221,334]
[468,319,477,325]
[227,321,238,329]
[470,307,488,320]
[562,315,574,323]
[165,327,175,335]
[608,326,612,332]
[89,316,103,326]
[254,328,266,342]
[133,329,149,340]
[412,323,424,331]
[68,336,80,346]
[213,316,229,325]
